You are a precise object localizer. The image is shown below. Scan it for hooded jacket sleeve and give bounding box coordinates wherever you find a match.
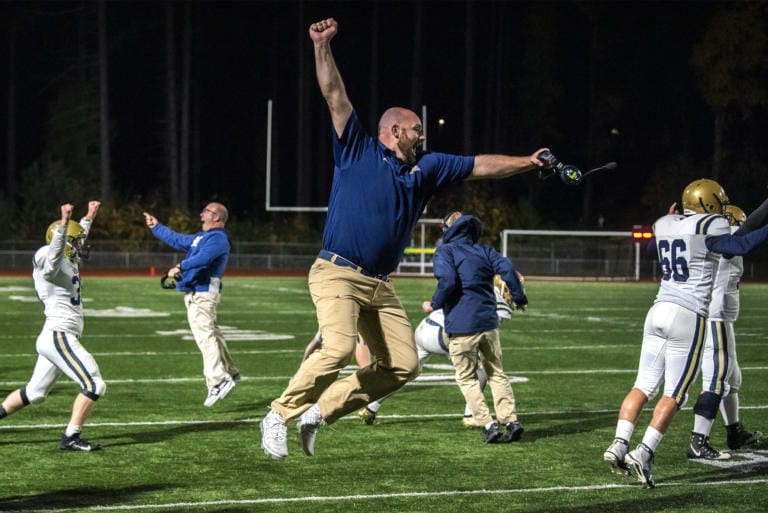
[430,247,458,310]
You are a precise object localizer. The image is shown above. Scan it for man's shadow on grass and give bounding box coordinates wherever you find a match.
[0,484,168,511]
[100,419,255,447]
[0,419,257,448]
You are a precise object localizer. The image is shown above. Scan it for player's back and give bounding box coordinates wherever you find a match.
[653,213,729,317]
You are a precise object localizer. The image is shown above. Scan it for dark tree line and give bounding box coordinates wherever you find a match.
[1,1,767,245]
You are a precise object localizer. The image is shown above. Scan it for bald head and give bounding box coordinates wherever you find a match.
[209,202,228,223]
[378,107,418,134]
[201,201,229,231]
[377,107,424,165]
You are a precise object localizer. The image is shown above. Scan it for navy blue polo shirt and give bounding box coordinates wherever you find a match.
[323,110,474,275]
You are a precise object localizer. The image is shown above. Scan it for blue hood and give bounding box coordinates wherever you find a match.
[443,215,482,244]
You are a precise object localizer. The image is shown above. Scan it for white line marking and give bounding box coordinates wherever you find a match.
[3,406,767,431]
[7,478,768,512]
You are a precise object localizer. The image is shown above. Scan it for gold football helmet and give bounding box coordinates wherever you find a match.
[441,210,463,232]
[724,204,746,226]
[493,274,511,303]
[681,178,729,215]
[46,220,86,259]
[493,272,526,302]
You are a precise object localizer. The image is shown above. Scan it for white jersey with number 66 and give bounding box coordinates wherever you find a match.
[652,213,729,317]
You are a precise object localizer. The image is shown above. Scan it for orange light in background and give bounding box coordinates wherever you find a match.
[632,225,653,239]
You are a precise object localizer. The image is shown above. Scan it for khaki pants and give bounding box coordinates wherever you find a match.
[185,291,238,387]
[449,329,518,425]
[271,259,419,423]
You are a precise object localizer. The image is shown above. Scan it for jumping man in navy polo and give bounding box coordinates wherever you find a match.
[260,17,550,459]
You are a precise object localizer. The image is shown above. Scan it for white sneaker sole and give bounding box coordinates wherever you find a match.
[204,379,236,407]
[603,451,630,477]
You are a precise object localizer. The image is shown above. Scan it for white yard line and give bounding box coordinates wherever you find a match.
[7,478,768,513]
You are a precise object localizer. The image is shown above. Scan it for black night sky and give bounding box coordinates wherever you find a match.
[1,1,767,237]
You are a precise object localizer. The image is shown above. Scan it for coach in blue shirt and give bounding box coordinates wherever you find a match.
[144,203,239,409]
[426,212,527,444]
[260,18,549,460]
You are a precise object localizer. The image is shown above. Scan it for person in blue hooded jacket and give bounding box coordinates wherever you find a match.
[423,211,528,444]
[144,203,239,408]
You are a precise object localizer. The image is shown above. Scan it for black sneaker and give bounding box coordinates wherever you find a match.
[687,432,730,460]
[60,433,102,452]
[726,422,763,450]
[503,421,524,442]
[482,423,503,444]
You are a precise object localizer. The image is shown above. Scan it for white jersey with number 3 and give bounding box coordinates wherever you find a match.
[32,219,91,337]
[653,213,730,317]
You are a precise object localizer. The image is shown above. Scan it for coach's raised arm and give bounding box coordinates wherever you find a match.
[258,17,551,461]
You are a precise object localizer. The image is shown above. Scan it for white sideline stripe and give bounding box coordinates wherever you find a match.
[0,344,766,356]
[9,478,768,513]
[3,365,768,387]
[0,349,305,357]
[3,405,767,431]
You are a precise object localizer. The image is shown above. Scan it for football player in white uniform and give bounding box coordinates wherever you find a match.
[690,204,763,458]
[603,179,768,488]
[0,202,106,451]
[357,275,516,427]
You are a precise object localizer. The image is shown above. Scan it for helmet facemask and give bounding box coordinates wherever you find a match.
[46,220,88,260]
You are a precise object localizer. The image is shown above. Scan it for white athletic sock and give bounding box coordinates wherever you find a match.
[367,401,381,413]
[65,423,81,437]
[615,419,635,443]
[641,426,664,452]
[693,414,715,437]
[720,393,740,426]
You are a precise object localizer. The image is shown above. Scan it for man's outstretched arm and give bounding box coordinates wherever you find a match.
[469,151,547,180]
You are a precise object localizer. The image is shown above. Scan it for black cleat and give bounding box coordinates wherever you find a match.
[482,422,503,444]
[726,422,763,451]
[503,421,524,443]
[60,433,102,452]
[687,432,730,460]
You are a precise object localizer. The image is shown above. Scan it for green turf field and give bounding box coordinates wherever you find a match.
[1,276,766,512]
